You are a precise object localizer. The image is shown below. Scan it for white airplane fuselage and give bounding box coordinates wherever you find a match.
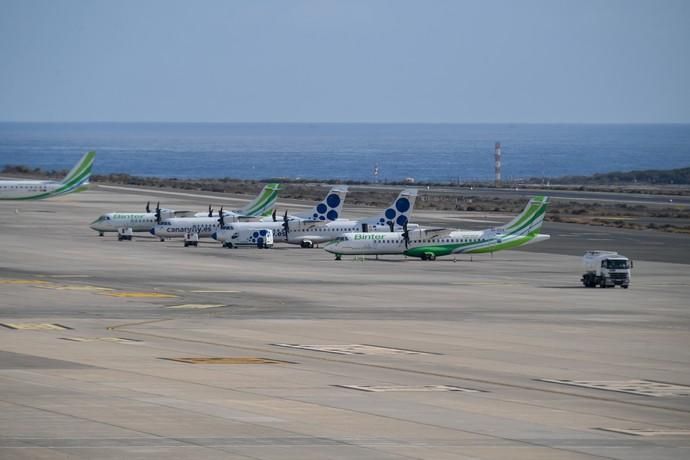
[152,216,229,238]
[1,151,95,201]
[0,180,60,199]
[89,212,168,233]
[212,218,417,246]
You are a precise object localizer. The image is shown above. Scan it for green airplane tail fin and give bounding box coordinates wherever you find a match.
[238,183,281,216]
[499,196,549,236]
[61,151,96,187]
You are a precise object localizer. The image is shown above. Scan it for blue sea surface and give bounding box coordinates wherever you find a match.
[0,123,688,182]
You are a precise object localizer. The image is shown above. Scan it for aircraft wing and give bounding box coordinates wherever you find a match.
[299,220,330,230]
[417,227,452,239]
[235,215,265,222]
[173,210,200,218]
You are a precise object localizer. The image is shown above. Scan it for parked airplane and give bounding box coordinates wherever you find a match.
[324,196,550,260]
[212,188,418,248]
[0,151,95,200]
[151,185,348,240]
[89,183,281,237]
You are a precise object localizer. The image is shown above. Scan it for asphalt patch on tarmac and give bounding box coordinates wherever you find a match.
[0,350,93,369]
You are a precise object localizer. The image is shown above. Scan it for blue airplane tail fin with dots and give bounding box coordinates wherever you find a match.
[363,188,418,229]
[295,186,348,222]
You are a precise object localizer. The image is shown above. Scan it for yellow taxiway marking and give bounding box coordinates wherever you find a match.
[1,323,71,330]
[55,285,113,291]
[188,290,240,293]
[35,284,114,291]
[104,292,177,298]
[0,279,49,285]
[166,304,226,309]
[162,357,288,365]
[43,275,91,278]
[0,279,113,292]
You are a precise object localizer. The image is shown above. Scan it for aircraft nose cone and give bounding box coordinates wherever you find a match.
[149,228,156,236]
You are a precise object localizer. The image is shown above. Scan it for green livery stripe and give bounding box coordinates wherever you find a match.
[505,203,547,237]
[403,196,549,259]
[241,184,280,216]
[405,232,538,258]
[0,152,95,200]
[504,196,547,232]
[466,233,536,253]
[62,151,96,185]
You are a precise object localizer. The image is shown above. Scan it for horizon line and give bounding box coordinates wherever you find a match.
[1,120,690,126]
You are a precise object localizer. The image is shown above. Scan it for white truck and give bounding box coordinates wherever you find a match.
[217,227,274,249]
[581,251,633,289]
[117,227,133,241]
[183,232,199,247]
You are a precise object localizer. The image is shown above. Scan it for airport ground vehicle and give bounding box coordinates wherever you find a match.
[117,227,133,241]
[184,232,199,247]
[581,251,632,288]
[221,228,274,249]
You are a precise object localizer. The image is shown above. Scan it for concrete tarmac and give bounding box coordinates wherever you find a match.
[0,189,689,459]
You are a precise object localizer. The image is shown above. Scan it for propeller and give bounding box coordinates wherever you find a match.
[218,207,225,227]
[282,210,290,237]
[272,209,277,222]
[387,221,395,232]
[401,222,410,249]
[208,205,213,217]
[146,201,151,213]
[155,202,161,224]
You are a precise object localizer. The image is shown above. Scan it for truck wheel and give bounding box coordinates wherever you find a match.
[600,280,607,288]
[622,285,629,289]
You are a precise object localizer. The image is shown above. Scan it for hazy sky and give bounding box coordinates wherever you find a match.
[1,0,688,123]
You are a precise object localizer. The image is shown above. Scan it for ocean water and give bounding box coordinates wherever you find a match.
[0,123,688,182]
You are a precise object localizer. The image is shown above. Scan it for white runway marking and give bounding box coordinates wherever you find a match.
[539,379,690,397]
[336,385,481,393]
